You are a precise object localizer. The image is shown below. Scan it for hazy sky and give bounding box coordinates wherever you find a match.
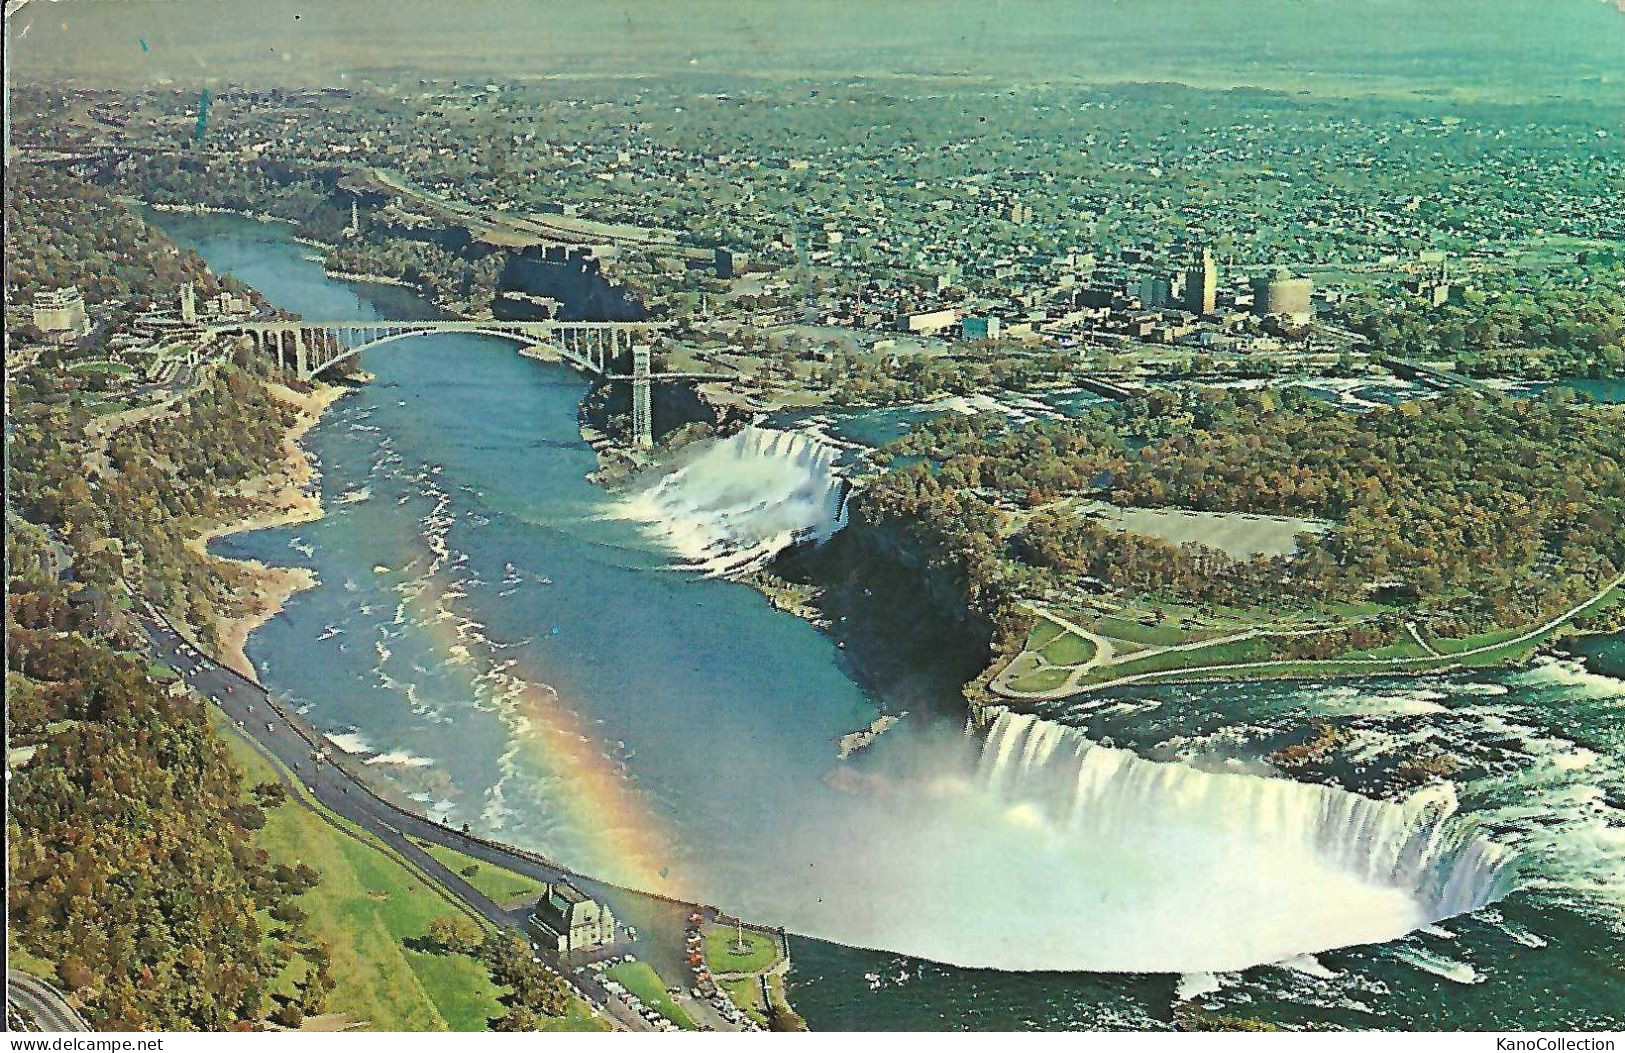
[9,0,1625,102]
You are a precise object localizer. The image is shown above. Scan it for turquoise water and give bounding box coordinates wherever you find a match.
[160,211,1625,1030]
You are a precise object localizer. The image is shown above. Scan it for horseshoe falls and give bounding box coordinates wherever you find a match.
[618,425,850,573]
[886,708,1519,972]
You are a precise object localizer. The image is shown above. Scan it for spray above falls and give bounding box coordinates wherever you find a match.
[950,708,1521,970]
[718,708,1523,974]
[618,425,851,574]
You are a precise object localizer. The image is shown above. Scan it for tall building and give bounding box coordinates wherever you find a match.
[32,287,92,342]
[1252,272,1314,324]
[180,281,197,323]
[715,246,749,279]
[1134,275,1174,311]
[1182,247,1217,316]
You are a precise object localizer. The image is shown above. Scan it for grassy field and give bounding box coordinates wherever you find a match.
[1075,635,1275,685]
[604,961,697,1030]
[218,719,608,1033]
[1007,664,1073,693]
[1038,629,1096,667]
[215,716,514,1031]
[69,360,135,375]
[1080,612,1193,647]
[1024,618,1066,651]
[5,941,58,981]
[703,926,781,976]
[420,842,547,904]
[1430,624,1539,655]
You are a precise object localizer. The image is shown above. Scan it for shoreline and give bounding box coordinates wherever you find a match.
[187,380,350,679]
[323,269,422,290]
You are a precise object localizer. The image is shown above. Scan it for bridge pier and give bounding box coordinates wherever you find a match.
[632,344,653,450]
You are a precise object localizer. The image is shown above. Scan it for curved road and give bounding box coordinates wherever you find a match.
[136,604,707,1033]
[8,971,91,1032]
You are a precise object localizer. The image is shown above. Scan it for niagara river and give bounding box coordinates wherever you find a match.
[157,210,1625,1031]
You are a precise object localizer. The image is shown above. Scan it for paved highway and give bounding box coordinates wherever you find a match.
[7,971,92,1032]
[137,604,757,1032]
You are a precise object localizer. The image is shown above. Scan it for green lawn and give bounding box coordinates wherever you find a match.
[5,941,58,981]
[721,977,767,1026]
[1077,636,1276,685]
[1008,666,1073,693]
[1429,624,1529,655]
[1024,618,1066,652]
[214,716,508,1031]
[1038,630,1097,667]
[703,926,780,976]
[420,842,547,904]
[1083,613,1193,647]
[604,961,697,1030]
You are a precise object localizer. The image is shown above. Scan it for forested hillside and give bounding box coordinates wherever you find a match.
[3,164,237,322]
[6,523,332,1029]
[864,387,1625,639]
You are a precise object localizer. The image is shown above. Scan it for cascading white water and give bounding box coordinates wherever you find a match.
[619,425,850,574]
[970,708,1520,950]
[726,707,1523,972]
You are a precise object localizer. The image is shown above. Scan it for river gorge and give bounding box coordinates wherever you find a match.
[157,210,1625,1031]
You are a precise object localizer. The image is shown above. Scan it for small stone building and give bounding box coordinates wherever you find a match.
[526,881,616,955]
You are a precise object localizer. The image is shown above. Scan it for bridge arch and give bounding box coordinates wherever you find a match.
[302,325,590,380]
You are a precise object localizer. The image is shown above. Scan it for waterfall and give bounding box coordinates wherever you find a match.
[619,425,850,574]
[977,708,1521,926]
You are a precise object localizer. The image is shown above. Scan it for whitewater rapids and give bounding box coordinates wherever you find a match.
[617,425,849,574]
[720,709,1521,973]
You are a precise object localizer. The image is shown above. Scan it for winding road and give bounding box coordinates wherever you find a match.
[7,971,91,1032]
[1040,574,1625,697]
[135,603,753,1033]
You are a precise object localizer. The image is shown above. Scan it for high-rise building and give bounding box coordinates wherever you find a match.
[1182,247,1217,316]
[715,246,749,279]
[180,281,197,323]
[1252,272,1314,324]
[1134,276,1174,310]
[32,287,92,341]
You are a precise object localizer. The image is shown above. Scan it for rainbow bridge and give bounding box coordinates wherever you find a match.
[213,319,682,446]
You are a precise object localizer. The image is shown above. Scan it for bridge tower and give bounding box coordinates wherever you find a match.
[631,343,653,450]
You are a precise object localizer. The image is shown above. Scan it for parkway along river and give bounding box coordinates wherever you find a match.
[157,210,1625,1031]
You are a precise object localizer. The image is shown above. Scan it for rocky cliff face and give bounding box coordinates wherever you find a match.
[498,246,646,322]
[776,508,995,720]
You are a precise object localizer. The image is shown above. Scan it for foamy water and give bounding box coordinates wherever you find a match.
[618,425,850,574]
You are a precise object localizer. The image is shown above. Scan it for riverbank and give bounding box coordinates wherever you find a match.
[323,269,423,290]
[148,201,296,226]
[187,379,350,678]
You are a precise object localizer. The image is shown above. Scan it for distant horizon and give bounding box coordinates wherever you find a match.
[9,0,1625,105]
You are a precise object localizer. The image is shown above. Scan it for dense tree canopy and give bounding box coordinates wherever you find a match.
[862,387,1625,638]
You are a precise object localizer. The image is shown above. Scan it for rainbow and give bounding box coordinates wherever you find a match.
[390,496,684,895]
